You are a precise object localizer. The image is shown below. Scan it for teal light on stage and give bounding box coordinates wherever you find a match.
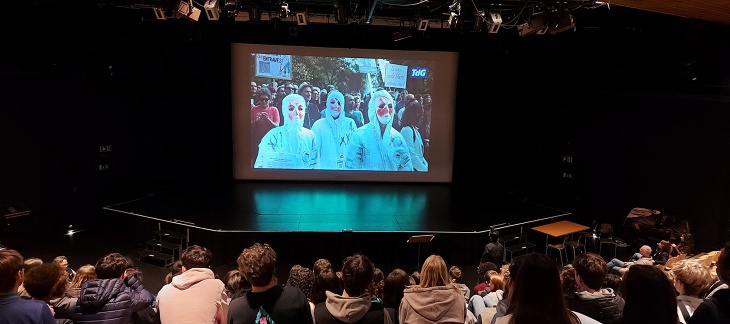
[252,184,428,232]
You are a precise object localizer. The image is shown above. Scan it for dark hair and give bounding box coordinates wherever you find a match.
[506,253,578,324]
[237,243,277,287]
[572,253,607,290]
[716,241,730,284]
[310,268,341,304]
[341,254,374,296]
[95,253,133,279]
[23,263,67,300]
[602,274,622,292]
[477,261,499,281]
[620,265,678,324]
[559,264,578,295]
[313,258,332,277]
[257,87,272,98]
[400,100,424,127]
[181,245,212,269]
[287,265,314,298]
[382,268,410,308]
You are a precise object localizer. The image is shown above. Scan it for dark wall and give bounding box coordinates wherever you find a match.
[1,3,729,250]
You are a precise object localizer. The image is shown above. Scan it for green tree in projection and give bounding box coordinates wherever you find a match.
[291,56,357,93]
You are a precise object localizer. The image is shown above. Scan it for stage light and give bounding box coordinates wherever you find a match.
[471,11,484,32]
[248,3,262,22]
[517,14,546,36]
[448,12,463,31]
[548,13,575,34]
[280,2,289,18]
[177,0,201,21]
[416,19,429,31]
[393,27,412,41]
[334,6,348,24]
[204,0,220,20]
[296,12,308,25]
[486,11,502,33]
[224,0,239,18]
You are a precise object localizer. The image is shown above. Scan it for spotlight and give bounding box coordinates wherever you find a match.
[296,12,308,25]
[548,13,576,34]
[416,19,429,31]
[448,12,463,31]
[204,0,220,20]
[471,11,484,32]
[486,12,502,33]
[224,0,239,18]
[280,2,289,18]
[177,0,201,21]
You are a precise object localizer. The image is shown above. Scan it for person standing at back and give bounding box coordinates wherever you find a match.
[156,244,228,324]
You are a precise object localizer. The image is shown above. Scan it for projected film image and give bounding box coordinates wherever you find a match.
[249,54,433,172]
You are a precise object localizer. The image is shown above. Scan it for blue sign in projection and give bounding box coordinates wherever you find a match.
[410,67,428,78]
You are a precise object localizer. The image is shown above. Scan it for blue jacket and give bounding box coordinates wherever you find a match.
[72,275,154,324]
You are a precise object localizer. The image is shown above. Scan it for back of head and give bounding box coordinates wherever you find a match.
[313,258,332,277]
[341,253,374,296]
[24,263,67,300]
[477,261,499,281]
[489,231,500,243]
[383,268,410,308]
[572,253,608,291]
[0,249,23,293]
[559,264,578,295]
[448,265,463,283]
[671,259,713,297]
[237,243,277,287]
[639,245,653,257]
[419,255,451,288]
[620,264,677,324]
[23,258,43,272]
[287,266,313,298]
[181,245,213,269]
[222,269,249,298]
[311,268,342,304]
[506,253,576,324]
[70,264,97,288]
[95,252,133,279]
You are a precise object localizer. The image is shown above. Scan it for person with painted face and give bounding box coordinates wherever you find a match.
[255,94,318,169]
[311,90,357,170]
[345,90,413,171]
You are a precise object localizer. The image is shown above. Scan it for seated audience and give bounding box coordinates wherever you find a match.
[672,233,695,256]
[312,258,332,277]
[382,268,410,323]
[52,256,75,282]
[494,253,599,324]
[71,252,155,323]
[565,253,624,324]
[17,257,44,298]
[222,269,250,302]
[24,263,74,323]
[473,261,500,296]
[286,264,313,307]
[449,265,471,301]
[619,264,678,324]
[369,267,385,302]
[228,243,312,324]
[0,249,55,324]
[671,259,714,323]
[560,264,578,295]
[606,245,653,275]
[65,264,96,298]
[156,244,227,324]
[689,240,730,324]
[653,240,673,265]
[309,267,341,320]
[314,253,389,324]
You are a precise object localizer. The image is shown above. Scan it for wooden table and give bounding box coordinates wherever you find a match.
[532,220,590,254]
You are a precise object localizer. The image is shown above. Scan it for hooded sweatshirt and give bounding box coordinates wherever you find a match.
[345,90,413,171]
[255,93,318,169]
[311,90,357,170]
[399,285,466,324]
[314,291,390,324]
[156,267,226,324]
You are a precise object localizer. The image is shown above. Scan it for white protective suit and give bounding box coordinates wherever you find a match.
[345,90,413,171]
[254,94,318,169]
[311,90,357,170]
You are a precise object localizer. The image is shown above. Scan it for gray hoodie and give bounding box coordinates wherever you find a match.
[399,285,467,324]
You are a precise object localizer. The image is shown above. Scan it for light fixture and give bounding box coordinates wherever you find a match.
[177,0,201,21]
[548,13,575,34]
[295,12,307,25]
[204,0,220,20]
[486,11,502,33]
[224,0,239,18]
[471,11,484,32]
[248,3,262,22]
[447,0,461,30]
[334,6,348,24]
[416,19,429,31]
[393,27,412,41]
[517,14,546,36]
[280,2,289,18]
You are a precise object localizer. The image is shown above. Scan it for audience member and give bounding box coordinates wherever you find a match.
[309,267,341,320]
[53,256,75,282]
[71,252,155,323]
[653,240,673,265]
[409,271,420,286]
[314,253,390,324]
[156,244,227,324]
[565,252,624,324]
[619,264,678,324]
[560,264,578,295]
[672,233,695,256]
[17,257,44,298]
[312,258,332,277]
[672,259,714,323]
[606,245,653,275]
[164,260,183,285]
[254,93,319,169]
[311,90,357,170]
[345,89,413,171]
[495,253,599,324]
[0,249,56,324]
[473,261,500,295]
[24,263,73,322]
[286,265,314,305]
[602,273,623,292]
[65,264,95,298]
[689,240,730,324]
[228,243,312,324]
[400,254,474,324]
[449,265,471,300]
[382,268,410,323]
[369,267,384,302]
[222,269,250,301]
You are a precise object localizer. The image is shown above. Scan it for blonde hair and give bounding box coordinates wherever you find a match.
[419,255,461,294]
[671,259,713,297]
[69,264,96,289]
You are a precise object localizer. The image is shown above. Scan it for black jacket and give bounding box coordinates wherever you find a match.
[688,288,730,324]
[565,290,625,324]
[72,275,155,324]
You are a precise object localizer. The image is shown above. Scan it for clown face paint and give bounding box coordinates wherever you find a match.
[376,95,394,125]
[329,97,342,118]
[287,96,306,126]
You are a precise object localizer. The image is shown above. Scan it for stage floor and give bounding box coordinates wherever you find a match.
[103,181,572,234]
